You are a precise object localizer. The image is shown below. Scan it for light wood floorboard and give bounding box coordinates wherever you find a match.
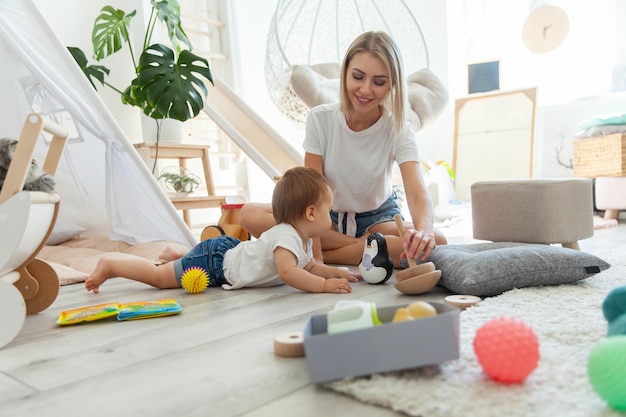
[0,220,623,416]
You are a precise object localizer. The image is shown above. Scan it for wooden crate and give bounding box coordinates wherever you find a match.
[573,133,626,178]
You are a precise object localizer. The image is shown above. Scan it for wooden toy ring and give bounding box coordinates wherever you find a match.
[444,294,481,310]
[394,270,441,295]
[273,331,305,358]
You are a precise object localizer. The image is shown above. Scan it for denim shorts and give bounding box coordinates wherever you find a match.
[173,235,241,287]
[331,193,403,238]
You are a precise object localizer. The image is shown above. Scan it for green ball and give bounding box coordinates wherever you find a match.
[602,286,626,323]
[588,336,626,410]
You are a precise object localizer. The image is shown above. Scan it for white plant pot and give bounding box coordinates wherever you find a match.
[141,115,184,143]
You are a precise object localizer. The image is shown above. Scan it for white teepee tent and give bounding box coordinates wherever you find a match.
[0,0,197,247]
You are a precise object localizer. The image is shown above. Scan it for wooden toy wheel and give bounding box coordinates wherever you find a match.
[15,259,59,315]
[200,225,225,241]
[0,276,26,349]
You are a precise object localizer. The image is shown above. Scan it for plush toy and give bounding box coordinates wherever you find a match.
[0,138,55,193]
[602,285,626,336]
[358,232,393,284]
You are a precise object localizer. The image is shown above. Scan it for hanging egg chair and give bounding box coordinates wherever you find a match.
[265,0,430,124]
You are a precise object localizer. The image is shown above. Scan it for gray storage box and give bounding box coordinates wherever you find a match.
[303,302,460,383]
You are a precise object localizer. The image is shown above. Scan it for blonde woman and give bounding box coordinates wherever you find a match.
[241,31,446,267]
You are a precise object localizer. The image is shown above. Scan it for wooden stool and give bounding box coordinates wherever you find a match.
[134,143,226,228]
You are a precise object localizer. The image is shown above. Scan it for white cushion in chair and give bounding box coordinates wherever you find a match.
[289,64,449,131]
[290,63,341,108]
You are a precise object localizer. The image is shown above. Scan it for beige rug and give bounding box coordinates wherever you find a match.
[326,250,625,417]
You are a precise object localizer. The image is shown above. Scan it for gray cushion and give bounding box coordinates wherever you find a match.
[426,242,610,297]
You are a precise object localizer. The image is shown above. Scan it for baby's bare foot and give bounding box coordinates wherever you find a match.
[85,257,111,294]
[159,245,184,263]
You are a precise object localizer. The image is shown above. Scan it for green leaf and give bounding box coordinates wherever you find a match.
[67,46,110,90]
[136,44,213,122]
[152,0,192,51]
[92,6,136,61]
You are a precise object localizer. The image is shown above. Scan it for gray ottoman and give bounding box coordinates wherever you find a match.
[471,179,594,249]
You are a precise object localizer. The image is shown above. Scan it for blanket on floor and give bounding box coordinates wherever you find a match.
[38,235,191,285]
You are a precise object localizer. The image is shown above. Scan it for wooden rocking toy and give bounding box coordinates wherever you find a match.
[0,113,68,348]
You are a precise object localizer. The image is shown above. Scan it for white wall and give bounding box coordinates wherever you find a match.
[229,0,451,201]
[34,1,625,202]
[34,0,148,142]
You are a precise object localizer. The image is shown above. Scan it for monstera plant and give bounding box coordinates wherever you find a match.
[69,0,213,128]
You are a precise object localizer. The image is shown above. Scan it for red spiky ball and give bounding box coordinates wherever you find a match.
[473,316,540,383]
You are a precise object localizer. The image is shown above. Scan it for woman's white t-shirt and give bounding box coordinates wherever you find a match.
[221,223,313,290]
[303,102,419,214]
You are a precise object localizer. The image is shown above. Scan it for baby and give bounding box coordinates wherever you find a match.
[85,166,361,294]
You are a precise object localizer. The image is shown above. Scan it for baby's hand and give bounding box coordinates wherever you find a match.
[324,278,352,294]
[335,267,361,282]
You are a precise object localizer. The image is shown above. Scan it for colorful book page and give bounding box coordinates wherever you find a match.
[56,302,121,325]
[117,298,182,321]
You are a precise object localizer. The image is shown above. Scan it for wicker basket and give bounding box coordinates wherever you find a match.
[573,133,626,178]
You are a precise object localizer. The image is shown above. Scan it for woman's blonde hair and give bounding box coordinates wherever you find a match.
[272,167,330,225]
[340,31,407,133]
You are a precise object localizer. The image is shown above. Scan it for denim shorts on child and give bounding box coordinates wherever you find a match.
[331,193,403,238]
[173,235,241,287]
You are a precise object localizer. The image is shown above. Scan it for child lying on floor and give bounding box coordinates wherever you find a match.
[85,166,361,294]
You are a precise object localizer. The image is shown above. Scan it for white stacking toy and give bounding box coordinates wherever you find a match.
[327,300,381,334]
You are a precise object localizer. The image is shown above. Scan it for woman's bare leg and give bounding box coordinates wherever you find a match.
[85,255,179,293]
[319,229,364,250]
[321,234,406,267]
[321,241,366,266]
[239,203,276,238]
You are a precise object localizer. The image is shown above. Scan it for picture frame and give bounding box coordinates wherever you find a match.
[468,60,500,94]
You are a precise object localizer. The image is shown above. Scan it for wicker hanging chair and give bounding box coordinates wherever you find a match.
[265,0,430,124]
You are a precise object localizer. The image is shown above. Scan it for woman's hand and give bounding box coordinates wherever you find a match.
[402,228,436,261]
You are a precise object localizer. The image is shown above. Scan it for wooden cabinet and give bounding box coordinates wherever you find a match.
[134,143,225,227]
[452,88,537,201]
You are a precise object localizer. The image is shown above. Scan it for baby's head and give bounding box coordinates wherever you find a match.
[272,167,332,226]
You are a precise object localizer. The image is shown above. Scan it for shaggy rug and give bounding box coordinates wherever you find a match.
[325,250,625,417]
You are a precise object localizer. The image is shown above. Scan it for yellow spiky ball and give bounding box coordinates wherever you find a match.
[181,266,209,294]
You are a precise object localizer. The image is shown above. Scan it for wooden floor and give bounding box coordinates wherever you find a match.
[1,218,624,417]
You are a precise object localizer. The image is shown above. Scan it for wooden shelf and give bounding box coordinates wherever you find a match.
[134,142,226,227]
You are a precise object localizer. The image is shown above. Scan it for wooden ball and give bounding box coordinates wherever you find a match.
[407,301,437,318]
[392,307,413,323]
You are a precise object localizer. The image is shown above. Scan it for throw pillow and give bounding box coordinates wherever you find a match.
[47,220,86,246]
[426,242,610,297]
